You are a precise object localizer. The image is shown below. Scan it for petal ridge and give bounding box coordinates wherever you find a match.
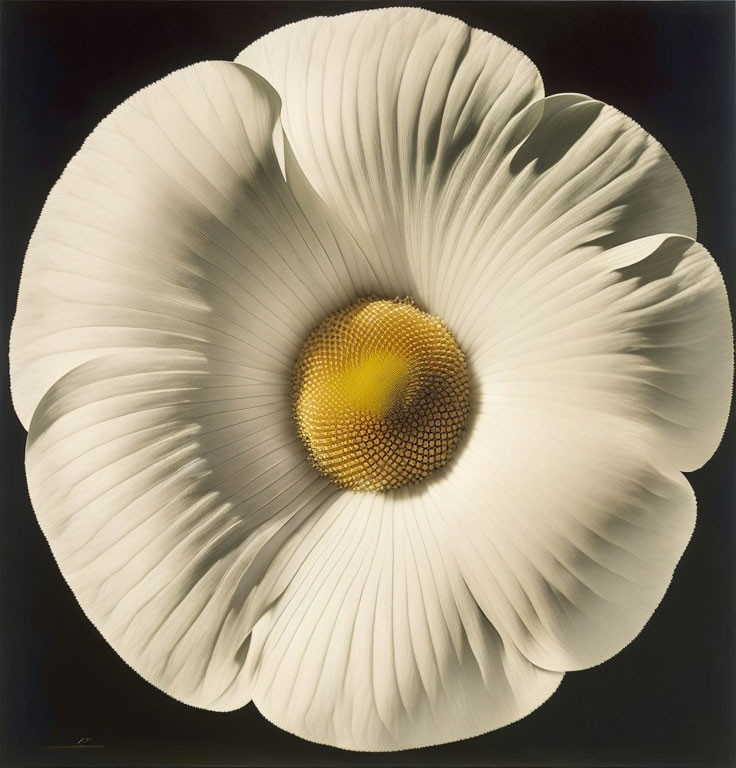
[10,60,374,429]
[25,349,340,710]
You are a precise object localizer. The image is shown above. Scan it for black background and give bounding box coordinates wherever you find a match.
[1,2,734,766]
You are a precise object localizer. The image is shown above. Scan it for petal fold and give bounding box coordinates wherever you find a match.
[441,229,731,671]
[10,60,373,429]
[25,350,339,710]
[443,94,698,344]
[431,405,698,672]
[471,235,732,471]
[244,491,562,750]
[237,7,545,304]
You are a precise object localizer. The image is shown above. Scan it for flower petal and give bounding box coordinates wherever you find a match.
[471,235,732,471]
[10,60,375,429]
[437,231,731,672]
[236,7,545,302]
[429,401,697,673]
[243,491,562,750]
[25,350,339,710]
[443,94,698,345]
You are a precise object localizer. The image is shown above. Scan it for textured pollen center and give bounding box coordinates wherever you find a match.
[292,298,471,492]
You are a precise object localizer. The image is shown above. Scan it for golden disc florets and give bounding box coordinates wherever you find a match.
[292,298,471,492]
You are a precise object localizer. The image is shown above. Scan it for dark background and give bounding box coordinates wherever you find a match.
[1,2,734,766]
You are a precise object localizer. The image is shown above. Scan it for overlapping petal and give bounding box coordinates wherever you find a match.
[9,5,733,754]
[429,406,696,672]
[437,233,731,672]
[470,235,732,472]
[237,7,545,301]
[239,6,731,686]
[244,490,562,750]
[438,94,697,342]
[9,60,379,429]
[25,350,341,708]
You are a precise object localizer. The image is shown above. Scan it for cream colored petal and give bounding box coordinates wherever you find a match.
[25,350,339,710]
[10,60,374,429]
[237,7,544,302]
[470,235,732,471]
[436,228,731,673]
[444,95,697,346]
[238,15,698,358]
[244,490,562,751]
[427,400,697,673]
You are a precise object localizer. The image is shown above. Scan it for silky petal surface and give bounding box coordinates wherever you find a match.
[429,233,731,671]
[12,6,732,752]
[438,94,697,343]
[244,490,562,750]
[429,407,696,672]
[238,7,731,680]
[237,14,697,339]
[237,7,545,303]
[469,234,732,472]
[25,350,340,709]
[10,60,377,429]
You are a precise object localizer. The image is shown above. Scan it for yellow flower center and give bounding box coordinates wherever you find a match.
[292,298,471,492]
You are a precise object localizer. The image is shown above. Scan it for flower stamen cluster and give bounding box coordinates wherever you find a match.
[292,298,471,491]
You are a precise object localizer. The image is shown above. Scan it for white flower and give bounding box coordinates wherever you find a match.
[9,6,732,753]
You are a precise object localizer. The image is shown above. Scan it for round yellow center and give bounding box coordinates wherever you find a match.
[292,298,471,492]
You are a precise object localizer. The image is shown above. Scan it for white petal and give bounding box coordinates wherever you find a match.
[471,235,732,471]
[25,350,339,710]
[391,84,724,674]
[236,7,544,303]
[437,236,731,673]
[244,491,562,750]
[429,403,697,673]
[10,60,375,429]
[445,95,698,345]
